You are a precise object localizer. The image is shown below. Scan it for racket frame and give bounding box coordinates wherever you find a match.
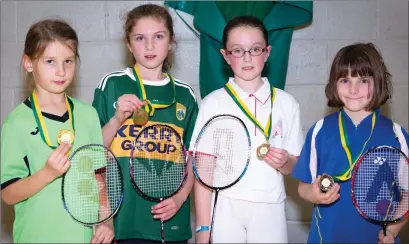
[129,124,189,243]
[61,143,125,226]
[191,114,251,243]
[351,145,409,228]
[192,114,251,190]
[129,124,189,202]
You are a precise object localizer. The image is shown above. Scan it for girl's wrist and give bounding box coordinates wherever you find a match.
[39,167,56,184]
[195,225,210,233]
[386,228,397,238]
[109,116,122,129]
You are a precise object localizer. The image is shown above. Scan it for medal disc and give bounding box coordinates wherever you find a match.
[319,173,334,193]
[57,129,74,144]
[133,108,149,126]
[256,143,270,160]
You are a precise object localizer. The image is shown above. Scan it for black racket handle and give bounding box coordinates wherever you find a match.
[208,189,220,244]
[383,223,387,237]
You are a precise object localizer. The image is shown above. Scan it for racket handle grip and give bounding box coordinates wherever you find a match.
[161,220,165,243]
[383,223,387,237]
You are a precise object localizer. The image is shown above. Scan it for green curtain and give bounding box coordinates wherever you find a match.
[165,1,313,99]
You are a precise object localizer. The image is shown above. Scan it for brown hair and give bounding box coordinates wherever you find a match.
[24,19,79,60]
[123,4,174,71]
[325,43,392,111]
[23,19,79,86]
[222,16,268,49]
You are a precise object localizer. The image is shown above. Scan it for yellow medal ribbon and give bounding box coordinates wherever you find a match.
[224,82,275,140]
[30,91,75,149]
[335,111,376,181]
[132,65,176,116]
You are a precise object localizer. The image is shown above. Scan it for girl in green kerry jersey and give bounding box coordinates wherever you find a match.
[92,4,198,243]
[0,19,113,243]
[190,16,304,243]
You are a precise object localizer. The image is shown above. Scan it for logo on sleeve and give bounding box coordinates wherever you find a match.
[30,127,39,135]
[176,103,186,121]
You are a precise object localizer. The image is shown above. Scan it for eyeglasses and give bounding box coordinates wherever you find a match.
[226,47,267,58]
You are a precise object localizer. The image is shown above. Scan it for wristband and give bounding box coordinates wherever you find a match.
[195,225,210,233]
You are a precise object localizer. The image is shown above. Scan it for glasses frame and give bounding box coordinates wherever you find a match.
[225,47,268,58]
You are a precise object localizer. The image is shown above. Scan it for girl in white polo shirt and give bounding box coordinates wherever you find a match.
[190,16,304,243]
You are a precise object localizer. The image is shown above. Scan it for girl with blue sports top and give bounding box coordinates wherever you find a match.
[292,43,409,244]
[92,4,198,244]
[0,19,113,243]
[191,16,304,243]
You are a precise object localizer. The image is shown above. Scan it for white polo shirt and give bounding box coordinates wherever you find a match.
[189,78,304,203]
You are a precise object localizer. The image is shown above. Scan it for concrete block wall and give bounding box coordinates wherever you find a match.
[1,1,408,243]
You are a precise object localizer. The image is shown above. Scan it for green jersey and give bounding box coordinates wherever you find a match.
[0,97,103,243]
[92,68,198,241]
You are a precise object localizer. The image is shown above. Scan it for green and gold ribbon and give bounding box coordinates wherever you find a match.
[224,82,275,141]
[30,91,75,149]
[334,111,376,181]
[132,65,176,116]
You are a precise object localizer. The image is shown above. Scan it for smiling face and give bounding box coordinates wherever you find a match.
[23,40,77,96]
[220,26,271,84]
[336,73,374,114]
[326,43,392,113]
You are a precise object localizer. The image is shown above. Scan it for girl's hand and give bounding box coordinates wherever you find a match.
[113,94,145,124]
[151,194,184,221]
[378,229,395,244]
[91,220,114,243]
[309,176,340,205]
[43,143,71,180]
[264,147,289,169]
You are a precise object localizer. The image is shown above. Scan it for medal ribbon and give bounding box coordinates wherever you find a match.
[132,65,176,116]
[224,82,275,141]
[334,111,376,181]
[30,91,75,149]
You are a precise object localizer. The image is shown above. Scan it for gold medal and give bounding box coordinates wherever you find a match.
[132,65,176,119]
[319,173,334,193]
[133,108,149,126]
[225,82,277,163]
[30,92,75,149]
[256,143,270,160]
[57,129,74,144]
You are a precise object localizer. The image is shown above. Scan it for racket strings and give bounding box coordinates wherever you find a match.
[353,147,409,222]
[130,125,187,199]
[194,117,250,188]
[132,156,186,199]
[63,146,123,224]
